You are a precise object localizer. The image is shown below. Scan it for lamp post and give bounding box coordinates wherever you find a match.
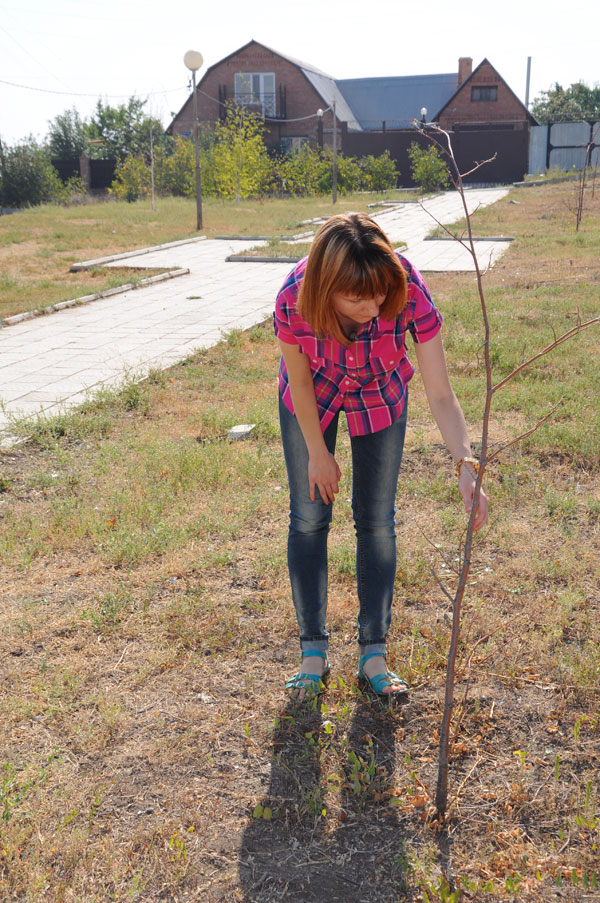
[184,49,204,230]
[332,98,338,204]
[420,106,428,126]
[317,108,324,149]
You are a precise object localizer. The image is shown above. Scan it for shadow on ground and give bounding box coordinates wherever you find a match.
[238,693,411,902]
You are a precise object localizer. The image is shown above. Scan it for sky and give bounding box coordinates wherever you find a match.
[1,0,599,144]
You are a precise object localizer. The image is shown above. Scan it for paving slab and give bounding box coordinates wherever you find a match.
[0,188,510,442]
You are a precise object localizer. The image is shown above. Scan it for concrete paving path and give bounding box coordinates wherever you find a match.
[0,188,509,441]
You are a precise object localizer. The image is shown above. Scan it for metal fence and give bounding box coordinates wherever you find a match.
[341,125,530,187]
[528,121,600,174]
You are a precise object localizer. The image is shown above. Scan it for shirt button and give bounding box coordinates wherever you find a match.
[389,360,394,364]
[348,355,354,361]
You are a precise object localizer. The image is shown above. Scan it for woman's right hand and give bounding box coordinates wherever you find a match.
[308,450,341,505]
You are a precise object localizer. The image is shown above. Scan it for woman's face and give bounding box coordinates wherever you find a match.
[330,291,386,328]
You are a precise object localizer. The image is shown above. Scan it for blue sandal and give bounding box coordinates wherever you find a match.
[285,650,330,699]
[357,652,409,697]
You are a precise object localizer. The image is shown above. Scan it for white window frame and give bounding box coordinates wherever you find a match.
[234,72,276,116]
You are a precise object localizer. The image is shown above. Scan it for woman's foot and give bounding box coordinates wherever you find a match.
[358,654,409,696]
[285,651,330,702]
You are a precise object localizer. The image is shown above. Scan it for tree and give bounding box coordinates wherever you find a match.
[407,142,450,193]
[47,107,88,159]
[0,137,64,207]
[212,103,271,203]
[531,81,600,123]
[86,97,163,161]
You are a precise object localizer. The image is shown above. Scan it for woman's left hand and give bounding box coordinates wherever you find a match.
[458,469,488,531]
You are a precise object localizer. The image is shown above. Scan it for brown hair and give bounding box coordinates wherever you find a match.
[297,212,408,345]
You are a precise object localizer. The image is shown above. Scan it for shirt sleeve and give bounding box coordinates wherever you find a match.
[273,262,303,345]
[405,260,443,344]
[273,289,298,345]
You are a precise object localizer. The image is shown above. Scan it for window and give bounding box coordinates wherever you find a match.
[471,86,498,102]
[280,136,309,153]
[234,72,276,116]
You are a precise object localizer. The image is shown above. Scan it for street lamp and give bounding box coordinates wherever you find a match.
[317,108,324,149]
[420,107,428,126]
[184,49,204,230]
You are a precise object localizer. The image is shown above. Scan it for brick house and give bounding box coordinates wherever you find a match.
[168,42,534,150]
[168,39,356,151]
[435,58,536,132]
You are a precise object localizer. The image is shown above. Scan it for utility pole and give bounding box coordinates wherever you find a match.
[332,98,338,204]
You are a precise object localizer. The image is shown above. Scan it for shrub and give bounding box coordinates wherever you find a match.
[407,142,450,193]
[0,138,64,207]
[110,155,151,202]
[359,150,399,190]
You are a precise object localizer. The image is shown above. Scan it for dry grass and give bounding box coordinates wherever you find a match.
[0,182,599,902]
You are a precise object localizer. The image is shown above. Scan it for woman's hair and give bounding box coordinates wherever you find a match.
[297,212,408,345]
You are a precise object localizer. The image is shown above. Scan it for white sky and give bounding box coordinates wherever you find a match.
[1,0,599,145]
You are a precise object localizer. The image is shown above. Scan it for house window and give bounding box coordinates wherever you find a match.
[471,86,498,102]
[280,136,309,153]
[234,72,276,116]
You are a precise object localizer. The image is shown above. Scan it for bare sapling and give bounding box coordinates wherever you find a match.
[414,123,600,822]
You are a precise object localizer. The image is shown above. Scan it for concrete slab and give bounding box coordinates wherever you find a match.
[0,188,511,443]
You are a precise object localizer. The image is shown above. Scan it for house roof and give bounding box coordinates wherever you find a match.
[255,41,362,130]
[336,73,458,129]
[433,57,538,123]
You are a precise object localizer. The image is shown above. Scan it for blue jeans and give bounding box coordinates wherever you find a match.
[279,395,407,654]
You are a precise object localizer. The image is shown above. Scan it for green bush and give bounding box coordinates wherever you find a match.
[359,150,399,190]
[110,155,151,202]
[0,139,65,208]
[106,116,405,203]
[407,142,450,193]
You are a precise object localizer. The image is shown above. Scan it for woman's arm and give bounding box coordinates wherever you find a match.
[278,339,341,505]
[413,333,488,530]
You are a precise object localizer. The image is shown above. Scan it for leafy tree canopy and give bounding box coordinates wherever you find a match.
[47,107,87,159]
[531,81,600,123]
[86,97,163,161]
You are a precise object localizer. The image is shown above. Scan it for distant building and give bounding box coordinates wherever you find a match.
[168,42,535,152]
[436,58,536,132]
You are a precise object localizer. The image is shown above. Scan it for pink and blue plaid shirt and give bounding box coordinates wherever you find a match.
[274,253,443,437]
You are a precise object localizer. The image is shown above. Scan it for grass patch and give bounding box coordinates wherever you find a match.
[0,182,599,901]
[0,191,417,319]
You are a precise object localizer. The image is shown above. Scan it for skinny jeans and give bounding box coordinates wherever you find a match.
[279,395,407,653]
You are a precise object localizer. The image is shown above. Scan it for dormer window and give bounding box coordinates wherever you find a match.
[234,72,276,116]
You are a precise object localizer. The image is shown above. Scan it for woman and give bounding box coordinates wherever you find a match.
[274,212,488,701]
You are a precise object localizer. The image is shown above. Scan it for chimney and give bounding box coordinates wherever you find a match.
[458,57,472,86]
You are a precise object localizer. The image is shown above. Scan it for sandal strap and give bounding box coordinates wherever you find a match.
[358,652,386,668]
[301,650,328,660]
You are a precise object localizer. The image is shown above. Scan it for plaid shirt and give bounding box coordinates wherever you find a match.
[273,254,443,437]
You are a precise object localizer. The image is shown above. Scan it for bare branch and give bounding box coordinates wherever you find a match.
[460,154,497,179]
[430,566,455,605]
[492,316,600,394]
[487,400,564,461]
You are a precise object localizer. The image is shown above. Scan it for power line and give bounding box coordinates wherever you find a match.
[0,77,187,99]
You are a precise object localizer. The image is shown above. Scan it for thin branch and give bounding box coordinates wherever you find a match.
[492,316,600,394]
[459,154,497,179]
[487,400,564,461]
[430,567,455,605]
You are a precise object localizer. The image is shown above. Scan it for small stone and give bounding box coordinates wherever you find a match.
[227,424,256,440]
[197,693,215,704]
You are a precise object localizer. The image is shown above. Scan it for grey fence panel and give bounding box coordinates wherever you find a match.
[550,146,588,170]
[530,121,600,173]
[528,125,548,174]
[550,121,591,146]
